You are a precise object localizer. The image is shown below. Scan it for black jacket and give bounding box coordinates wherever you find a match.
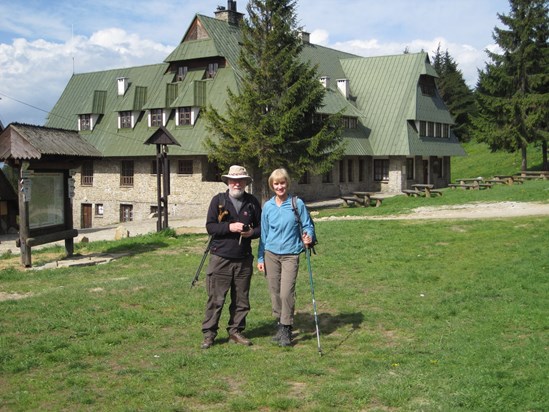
[206,191,261,259]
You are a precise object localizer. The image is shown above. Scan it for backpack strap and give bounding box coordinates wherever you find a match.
[292,195,317,254]
[291,196,301,232]
[217,192,228,223]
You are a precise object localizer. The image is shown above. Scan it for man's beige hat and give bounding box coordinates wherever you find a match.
[221,165,253,185]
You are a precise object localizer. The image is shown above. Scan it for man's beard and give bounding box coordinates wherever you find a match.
[229,187,244,199]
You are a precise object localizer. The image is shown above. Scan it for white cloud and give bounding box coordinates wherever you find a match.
[0,29,172,125]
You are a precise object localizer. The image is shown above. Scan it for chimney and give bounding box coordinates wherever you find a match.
[320,76,330,89]
[337,78,350,99]
[299,31,310,44]
[215,0,243,25]
[117,77,129,96]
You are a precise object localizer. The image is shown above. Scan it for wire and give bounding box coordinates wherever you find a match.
[0,90,202,154]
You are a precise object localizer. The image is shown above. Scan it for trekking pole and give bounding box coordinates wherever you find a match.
[305,245,322,356]
[190,236,213,289]
[191,204,227,289]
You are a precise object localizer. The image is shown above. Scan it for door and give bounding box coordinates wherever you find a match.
[120,204,133,222]
[81,203,92,228]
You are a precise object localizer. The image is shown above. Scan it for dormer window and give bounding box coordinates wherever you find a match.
[79,114,92,131]
[419,75,436,96]
[149,109,164,127]
[207,63,218,78]
[176,106,200,126]
[177,66,188,81]
[119,111,133,129]
[178,107,192,125]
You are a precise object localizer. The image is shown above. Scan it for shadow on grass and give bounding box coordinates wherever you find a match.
[245,311,364,350]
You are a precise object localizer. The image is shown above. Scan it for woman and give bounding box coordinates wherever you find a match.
[257,168,314,347]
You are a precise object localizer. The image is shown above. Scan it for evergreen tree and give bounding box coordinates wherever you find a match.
[472,0,549,171]
[203,0,345,200]
[432,45,476,142]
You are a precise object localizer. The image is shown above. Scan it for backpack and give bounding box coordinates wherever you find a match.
[291,196,318,253]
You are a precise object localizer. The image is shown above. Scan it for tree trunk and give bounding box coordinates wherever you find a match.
[542,140,548,171]
[521,144,527,172]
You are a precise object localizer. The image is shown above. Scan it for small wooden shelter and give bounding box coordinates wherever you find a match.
[0,123,102,267]
[144,126,181,232]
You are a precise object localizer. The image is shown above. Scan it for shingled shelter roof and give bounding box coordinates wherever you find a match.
[0,123,102,161]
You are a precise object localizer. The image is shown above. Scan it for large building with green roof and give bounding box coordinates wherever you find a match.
[46,1,465,228]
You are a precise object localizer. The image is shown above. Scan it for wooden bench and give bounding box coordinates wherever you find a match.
[478,183,493,189]
[340,196,365,206]
[429,190,443,196]
[402,189,421,197]
[485,179,507,185]
[454,184,478,190]
[369,196,383,207]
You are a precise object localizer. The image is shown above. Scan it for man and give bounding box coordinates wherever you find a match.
[201,165,261,349]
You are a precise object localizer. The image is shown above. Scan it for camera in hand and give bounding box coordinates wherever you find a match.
[242,224,250,231]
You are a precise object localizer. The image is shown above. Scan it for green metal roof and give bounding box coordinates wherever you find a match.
[165,38,220,62]
[341,53,465,157]
[46,13,464,159]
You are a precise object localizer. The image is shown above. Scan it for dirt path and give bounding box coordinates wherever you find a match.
[316,201,549,222]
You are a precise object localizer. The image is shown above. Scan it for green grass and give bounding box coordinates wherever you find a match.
[452,140,546,179]
[1,179,548,411]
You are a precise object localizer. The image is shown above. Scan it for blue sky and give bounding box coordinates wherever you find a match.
[0,0,510,126]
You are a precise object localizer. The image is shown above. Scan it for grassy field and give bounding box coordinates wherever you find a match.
[1,174,548,411]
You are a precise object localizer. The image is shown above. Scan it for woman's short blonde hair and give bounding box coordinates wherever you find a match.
[268,168,291,191]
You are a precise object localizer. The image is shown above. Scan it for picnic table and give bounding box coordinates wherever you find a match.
[352,191,374,206]
[410,184,442,198]
[518,171,548,180]
[455,178,484,185]
[492,175,516,185]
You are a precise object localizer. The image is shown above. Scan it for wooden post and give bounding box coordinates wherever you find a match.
[18,167,32,267]
[156,145,162,232]
[162,148,170,230]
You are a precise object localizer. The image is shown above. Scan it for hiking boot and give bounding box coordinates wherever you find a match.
[278,325,292,347]
[229,332,252,346]
[201,336,214,349]
[272,323,283,343]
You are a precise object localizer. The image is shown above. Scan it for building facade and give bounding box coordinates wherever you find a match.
[45,1,466,229]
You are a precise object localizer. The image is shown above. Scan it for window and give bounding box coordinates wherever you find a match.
[373,159,389,181]
[79,114,91,131]
[119,111,132,129]
[433,157,443,178]
[406,158,414,180]
[81,160,94,186]
[442,124,450,138]
[428,122,435,137]
[120,160,134,186]
[95,204,104,216]
[419,121,427,137]
[419,75,436,96]
[207,63,218,78]
[339,160,345,183]
[347,159,353,182]
[150,109,163,127]
[151,160,163,175]
[342,116,358,129]
[178,160,193,175]
[298,172,310,185]
[177,66,188,81]
[178,107,192,125]
[435,122,442,137]
[322,169,333,183]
